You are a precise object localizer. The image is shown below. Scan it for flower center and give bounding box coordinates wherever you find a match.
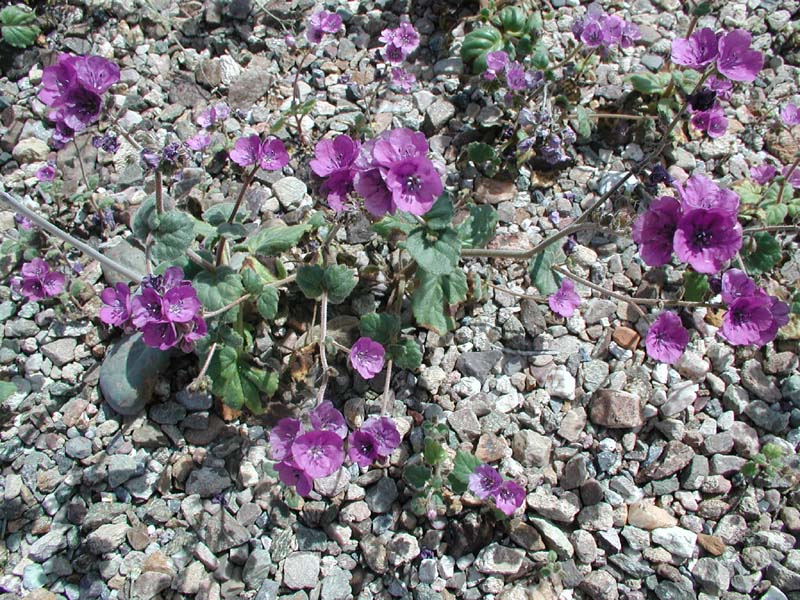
[405,175,421,192]
[693,228,712,248]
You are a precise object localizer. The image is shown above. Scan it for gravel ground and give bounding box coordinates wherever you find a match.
[1,0,799,599]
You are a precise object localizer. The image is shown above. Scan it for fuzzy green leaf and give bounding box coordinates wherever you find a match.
[765,203,788,226]
[405,227,461,275]
[683,271,709,302]
[447,450,482,494]
[248,223,312,256]
[411,269,467,334]
[735,181,762,205]
[742,232,781,275]
[296,265,358,305]
[194,267,245,314]
[529,244,565,295]
[256,286,279,321]
[389,338,422,371]
[627,72,670,95]
[131,196,159,241]
[404,464,431,489]
[0,5,36,25]
[202,202,237,226]
[423,438,446,466]
[456,205,498,249]
[207,345,278,412]
[151,211,195,261]
[423,194,454,231]
[360,313,401,346]
[2,23,39,48]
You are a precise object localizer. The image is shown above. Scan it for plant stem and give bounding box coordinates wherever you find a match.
[190,342,217,392]
[775,155,800,206]
[154,170,164,215]
[576,47,596,76]
[461,221,596,259]
[0,190,144,283]
[201,274,297,318]
[187,248,216,272]
[486,281,546,302]
[587,113,647,121]
[551,44,582,70]
[72,139,100,214]
[216,164,259,266]
[315,290,330,405]
[109,115,142,151]
[292,47,314,144]
[381,359,393,416]
[552,265,650,323]
[744,224,800,234]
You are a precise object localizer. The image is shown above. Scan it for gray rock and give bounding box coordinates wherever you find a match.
[744,400,789,433]
[150,401,187,425]
[702,432,734,455]
[512,430,552,467]
[424,98,456,132]
[692,558,731,595]
[177,561,207,594]
[765,564,800,592]
[108,455,139,488]
[272,177,307,210]
[186,466,231,498]
[448,409,481,441]
[584,299,617,324]
[474,543,525,575]
[41,338,77,367]
[176,388,214,411]
[102,239,147,286]
[741,359,781,402]
[255,580,279,600]
[681,455,709,490]
[661,382,698,417]
[580,569,619,600]
[321,566,351,600]
[87,522,128,554]
[571,530,597,564]
[243,549,271,590]
[530,517,574,558]
[132,572,171,599]
[228,56,272,109]
[83,502,129,531]
[283,552,320,590]
[576,503,614,532]
[314,466,350,497]
[546,366,576,400]
[387,532,420,566]
[730,421,760,457]
[99,333,172,416]
[202,510,250,553]
[590,390,643,428]
[558,407,587,442]
[562,455,588,490]
[365,477,398,514]
[65,437,92,460]
[638,441,694,482]
[652,527,697,559]
[456,350,502,379]
[28,529,68,562]
[526,489,580,522]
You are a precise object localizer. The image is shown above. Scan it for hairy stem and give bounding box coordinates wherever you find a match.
[315,290,330,405]
[216,164,259,267]
[776,155,800,206]
[72,139,100,214]
[186,248,216,272]
[381,359,393,416]
[744,224,800,234]
[553,265,650,323]
[202,273,297,318]
[1,191,144,282]
[190,342,217,392]
[154,170,164,215]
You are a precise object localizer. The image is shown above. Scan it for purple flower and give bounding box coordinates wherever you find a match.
[782,165,800,189]
[17,258,65,301]
[179,315,207,353]
[68,55,120,95]
[468,464,503,499]
[186,132,212,152]
[703,106,728,138]
[99,283,131,327]
[310,401,348,439]
[580,21,604,47]
[548,279,581,318]
[706,75,733,101]
[673,208,742,274]
[385,156,443,215]
[14,214,33,230]
[494,480,526,516]
[269,418,301,461]
[645,312,689,364]
[38,56,78,107]
[36,163,56,182]
[370,128,428,167]
[350,337,386,379]
[505,61,528,91]
[196,103,230,128]
[55,85,103,131]
[162,285,201,323]
[291,430,345,478]
[674,174,739,214]
[284,34,296,48]
[721,269,758,304]
[131,287,164,327]
[382,43,407,64]
[632,196,682,267]
[750,164,776,185]
[92,132,120,153]
[230,135,289,171]
[141,321,178,351]
[140,148,161,171]
[720,292,772,346]
[354,168,394,216]
[361,417,401,458]
[601,14,625,45]
[275,459,313,496]
[780,103,800,127]
[671,28,719,71]
[310,135,360,210]
[391,67,416,92]
[348,430,379,467]
[385,22,420,55]
[306,10,342,44]
[716,29,763,83]
[483,51,508,80]
[620,22,641,49]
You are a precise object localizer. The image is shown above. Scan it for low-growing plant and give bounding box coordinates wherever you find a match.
[0,4,40,49]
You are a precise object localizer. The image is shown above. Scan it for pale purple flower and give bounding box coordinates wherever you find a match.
[548,279,581,318]
[306,10,342,44]
[229,135,289,171]
[391,67,416,92]
[721,291,788,346]
[780,103,800,127]
[140,148,161,171]
[186,132,212,152]
[99,283,131,327]
[384,156,443,215]
[671,28,718,71]
[750,164,776,185]
[310,135,360,210]
[348,430,379,467]
[284,34,296,48]
[782,165,800,189]
[370,128,428,167]
[484,51,508,80]
[674,174,739,214]
[291,430,344,478]
[162,285,202,323]
[360,417,401,458]
[620,22,641,49]
[196,103,230,128]
[269,418,301,461]
[54,85,103,131]
[468,464,503,499]
[350,337,385,380]
[716,29,763,83]
[310,401,348,439]
[632,196,682,267]
[673,208,742,274]
[354,168,394,216]
[505,61,528,91]
[580,21,604,47]
[36,163,56,182]
[68,55,120,95]
[721,269,758,304]
[275,459,313,496]
[601,14,625,46]
[393,22,420,55]
[17,258,65,301]
[382,43,406,64]
[706,75,733,101]
[179,315,207,353]
[14,214,33,230]
[494,480,526,516]
[141,321,178,351]
[645,311,690,364]
[706,109,728,138]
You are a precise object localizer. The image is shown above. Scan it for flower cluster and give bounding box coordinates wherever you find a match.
[306,10,343,44]
[633,174,743,275]
[468,464,526,516]
[349,337,386,380]
[230,134,290,171]
[311,128,443,216]
[11,258,65,302]
[99,267,206,352]
[719,269,789,346]
[379,21,420,64]
[750,163,800,189]
[38,54,120,148]
[185,102,230,152]
[482,50,543,93]
[269,402,402,496]
[571,5,640,50]
[672,28,763,82]
[36,162,56,182]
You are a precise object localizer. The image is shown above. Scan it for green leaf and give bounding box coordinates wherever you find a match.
[683,271,709,302]
[411,269,467,334]
[0,381,17,403]
[388,338,422,371]
[529,244,566,295]
[194,267,245,314]
[131,197,158,241]
[217,223,248,239]
[627,72,670,95]
[763,443,784,461]
[405,227,461,275]
[296,265,358,305]
[788,200,800,220]
[573,106,592,141]
[241,268,265,296]
[441,269,468,304]
[248,223,312,256]
[207,345,278,412]
[151,211,195,261]
[672,70,700,95]
[423,438,446,466]
[256,286,279,321]
[423,194,454,231]
[741,462,758,478]
[693,1,712,16]
[468,142,498,165]
[373,213,415,236]
[742,232,781,275]
[461,26,504,73]
[447,450,482,494]
[202,202,237,226]
[404,464,431,489]
[2,23,39,48]
[360,313,401,346]
[735,181,762,205]
[456,205,498,249]
[0,5,37,25]
[765,203,788,226]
